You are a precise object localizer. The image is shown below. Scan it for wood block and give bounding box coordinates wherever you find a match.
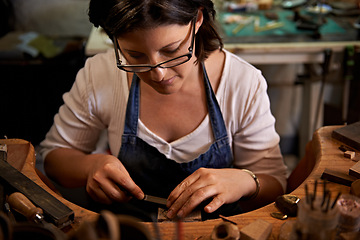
[240,219,272,240]
[344,151,355,160]
[338,231,360,240]
[211,222,240,240]
[349,161,360,179]
[332,121,360,151]
[321,168,357,186]
[351,179,360,198]
[258,0,273,10]
[157,208,201,222]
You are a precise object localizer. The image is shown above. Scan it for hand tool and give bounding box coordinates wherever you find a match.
[275,194,300,217]
[254,17,284,32]
[118,184,168,206]
[7,192,67,240]
[0,152,74,228]
[231,16,254,35]
[142,195,167,206]
[7,192,44,224]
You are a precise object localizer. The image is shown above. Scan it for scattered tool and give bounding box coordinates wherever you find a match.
[142,195,167,206]
[288,180,342,239]
[7,192,44,224]
[232,16,254,34]
[118,184,168,207]
[0,153,74,228]
[275,194,300,217]
[254,16,284,32]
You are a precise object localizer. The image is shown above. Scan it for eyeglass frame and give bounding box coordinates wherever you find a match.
[113,15,197,73]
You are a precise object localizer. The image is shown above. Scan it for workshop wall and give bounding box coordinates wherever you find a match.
[0,0,91,145]
[11,0,92,37]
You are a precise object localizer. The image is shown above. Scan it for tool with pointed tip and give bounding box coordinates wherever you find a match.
[143,195,167,206]
[0,144,74,228]
[118,184,168,206]
[7,192,44,224]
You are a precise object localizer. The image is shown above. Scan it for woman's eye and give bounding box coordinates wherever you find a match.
[129,54,143,59]
[164,47,180,55]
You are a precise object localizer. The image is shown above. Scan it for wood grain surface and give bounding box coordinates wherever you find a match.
[1,125,357,239]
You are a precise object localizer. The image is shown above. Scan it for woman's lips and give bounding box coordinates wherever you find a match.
[155,75,176,85]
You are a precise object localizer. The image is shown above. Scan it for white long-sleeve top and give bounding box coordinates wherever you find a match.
[40,49,288,191]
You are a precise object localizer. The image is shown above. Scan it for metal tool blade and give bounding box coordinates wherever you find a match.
[143,195,167,206]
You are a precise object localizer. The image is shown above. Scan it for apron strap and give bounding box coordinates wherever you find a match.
[122,75,140,135]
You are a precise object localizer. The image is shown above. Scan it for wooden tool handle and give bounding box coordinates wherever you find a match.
[7,192,43,221]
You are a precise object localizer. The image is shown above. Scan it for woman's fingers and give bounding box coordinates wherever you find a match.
[168,184,222,218]
[87,155,144,203]
[166,168,221,218]
[167,170,202,206]
[166,168,251,219]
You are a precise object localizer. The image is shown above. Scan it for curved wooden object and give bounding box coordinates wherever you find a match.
[1,125,355,239]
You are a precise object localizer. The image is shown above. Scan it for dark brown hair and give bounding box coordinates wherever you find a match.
[88,0,223,63]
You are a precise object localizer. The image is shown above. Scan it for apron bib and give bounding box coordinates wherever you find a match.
[115,64,241,220]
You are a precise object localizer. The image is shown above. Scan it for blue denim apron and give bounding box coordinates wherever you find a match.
[116,64,240,220]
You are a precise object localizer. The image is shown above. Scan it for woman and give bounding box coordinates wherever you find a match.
[40,0,287,220]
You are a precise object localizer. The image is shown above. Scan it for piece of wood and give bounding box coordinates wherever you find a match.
[210,222,240,240]
[157,208,201,222]
[1,126,358,239]
[349,161,360,179]
[350,179,360,198]
[0,139,98,232]
[332,121,360,151]
[338,231,360,240]
[240,219,272,240]
[344,151,355,159]
[321,168,357,186]
[0,159,74,228]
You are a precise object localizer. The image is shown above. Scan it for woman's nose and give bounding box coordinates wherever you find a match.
[149,66,166,81]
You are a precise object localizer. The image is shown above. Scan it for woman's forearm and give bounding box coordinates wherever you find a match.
[44,148,99,188]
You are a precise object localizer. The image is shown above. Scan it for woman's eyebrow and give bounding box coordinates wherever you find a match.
[160,39,182,50]
[121,38,184,54]
[123,49,142,54]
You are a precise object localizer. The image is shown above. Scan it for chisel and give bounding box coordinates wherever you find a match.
[118,184,168,206]
[143,194,167,206]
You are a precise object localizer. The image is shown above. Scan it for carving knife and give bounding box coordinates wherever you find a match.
[142,194,168,206]
[118,184,167,206]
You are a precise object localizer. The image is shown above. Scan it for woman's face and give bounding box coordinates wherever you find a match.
[116,21,198,95]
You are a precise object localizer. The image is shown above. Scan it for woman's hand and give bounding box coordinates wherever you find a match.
[85,154,144,204]
[166,168,256,219]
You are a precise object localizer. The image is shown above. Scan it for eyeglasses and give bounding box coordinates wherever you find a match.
[113,17,196,73]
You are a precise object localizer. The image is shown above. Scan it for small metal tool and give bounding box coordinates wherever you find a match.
[270,212,288,220]
[143,195,167,206]
[0,143,7,162]
[118,184,168,206]
[275,194,300,217]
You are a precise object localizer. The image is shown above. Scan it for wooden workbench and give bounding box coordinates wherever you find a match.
[0,125,357,239]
